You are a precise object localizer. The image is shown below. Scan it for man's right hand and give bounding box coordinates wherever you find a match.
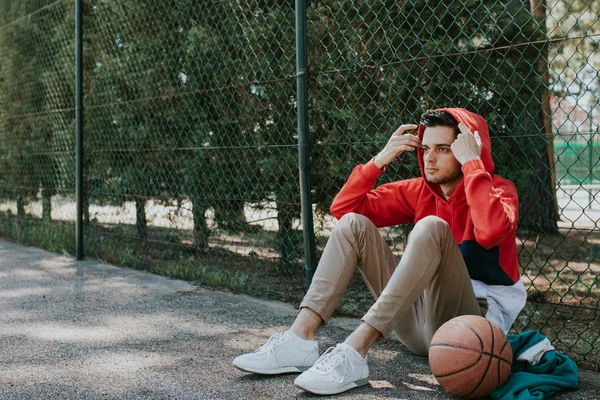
[373,124,420,169]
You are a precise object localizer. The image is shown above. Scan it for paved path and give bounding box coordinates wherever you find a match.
[0,239,598,399]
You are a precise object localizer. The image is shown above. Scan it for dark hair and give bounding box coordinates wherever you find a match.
[420,110,460,138]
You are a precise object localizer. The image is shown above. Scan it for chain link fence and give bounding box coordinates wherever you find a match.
[0,0,598,370]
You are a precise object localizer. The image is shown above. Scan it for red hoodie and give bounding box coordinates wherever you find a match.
[330,108,520,286]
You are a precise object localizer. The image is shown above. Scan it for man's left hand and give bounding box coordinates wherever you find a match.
[451,122,482,165]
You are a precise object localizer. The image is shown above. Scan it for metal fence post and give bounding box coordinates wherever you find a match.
[295,0,317,286]
[75,0,84,260]
[589,116,596,207]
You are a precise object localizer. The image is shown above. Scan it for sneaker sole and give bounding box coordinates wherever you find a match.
[233,364,311,375]
[294,378,369,395]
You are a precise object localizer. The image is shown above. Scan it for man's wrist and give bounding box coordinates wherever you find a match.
[461,158,485,175]
[373,156,386,170]
[369,157,387,173]
[459,155,480,165]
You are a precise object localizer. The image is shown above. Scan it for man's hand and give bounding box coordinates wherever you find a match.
[373,124,420,169]
[451,122,482,165]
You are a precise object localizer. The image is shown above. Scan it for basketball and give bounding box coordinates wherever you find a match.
[428,315,513,399]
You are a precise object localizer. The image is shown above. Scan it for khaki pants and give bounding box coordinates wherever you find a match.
[300,213,484,356]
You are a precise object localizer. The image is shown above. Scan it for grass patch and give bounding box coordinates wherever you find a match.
[0,212,75,255]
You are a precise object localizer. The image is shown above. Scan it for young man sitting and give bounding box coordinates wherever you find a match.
[233,108,527,395]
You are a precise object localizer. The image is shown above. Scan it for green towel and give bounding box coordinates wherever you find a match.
[491,330,578,400]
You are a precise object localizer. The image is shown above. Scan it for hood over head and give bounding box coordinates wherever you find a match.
[417,107,494,173]
[417,108,494,198]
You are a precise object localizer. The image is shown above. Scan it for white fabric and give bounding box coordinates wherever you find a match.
[517,337,555,365]
[471,278,527,333]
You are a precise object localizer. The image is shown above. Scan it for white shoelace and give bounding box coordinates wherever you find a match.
[256,332,287,355]
[312,345,356,383]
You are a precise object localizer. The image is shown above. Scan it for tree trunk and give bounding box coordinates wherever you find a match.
[16,196,25,218]
[83,196,90,225]
[135,198,147,239]
[82,167,91,226]
[522,0,559,232]
[276,190,294,264]
[42,189,52,221]
[214,199,246,231]
[519,130,559,232]
[192,198,209,251]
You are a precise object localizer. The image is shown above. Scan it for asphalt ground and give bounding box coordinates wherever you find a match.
[0,239,598,399]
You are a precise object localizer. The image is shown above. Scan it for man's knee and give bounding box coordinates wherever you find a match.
[409,216,453,244]
[413,215,450,233]
[335,212,373,233]
[330,213,377,243]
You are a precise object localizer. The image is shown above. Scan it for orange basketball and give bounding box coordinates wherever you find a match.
[428,315,512,399]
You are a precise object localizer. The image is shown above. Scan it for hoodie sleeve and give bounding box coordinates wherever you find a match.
[462,159,519,249]
[330,159,417,227]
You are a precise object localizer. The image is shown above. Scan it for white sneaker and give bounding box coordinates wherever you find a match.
[232,331,319,375]
[294,343,369,395]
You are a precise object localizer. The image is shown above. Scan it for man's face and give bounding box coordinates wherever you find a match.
[420,126,463,186]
